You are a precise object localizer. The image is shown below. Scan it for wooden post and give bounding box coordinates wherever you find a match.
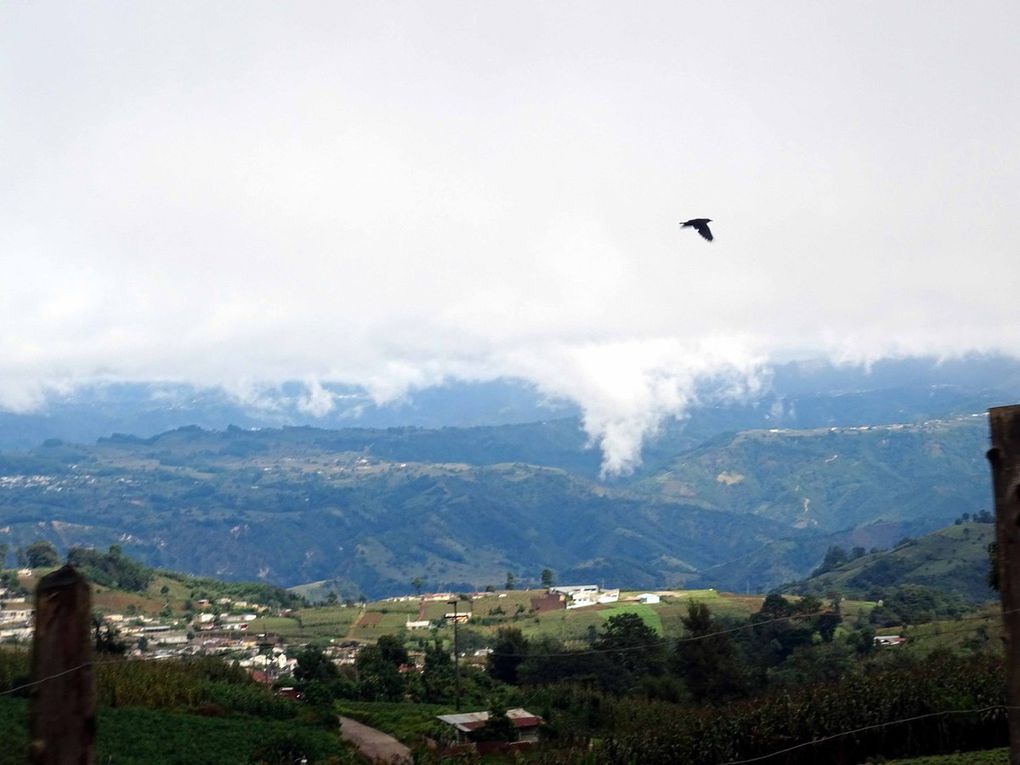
[990,405,1020,765]
[29,564,95,765]
[448,599,461,711]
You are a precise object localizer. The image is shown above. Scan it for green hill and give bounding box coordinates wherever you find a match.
[0,415,996,597]
[784,521,996,603]
[0,427,792,597]
[640,416,989,531]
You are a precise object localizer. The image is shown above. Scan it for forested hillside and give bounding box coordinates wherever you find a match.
[0,412,994,597]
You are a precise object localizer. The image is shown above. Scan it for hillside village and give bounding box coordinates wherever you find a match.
[3,561,686,673]
[0,518,1006,763]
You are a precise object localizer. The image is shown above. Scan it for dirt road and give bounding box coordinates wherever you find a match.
[338,715,413,764]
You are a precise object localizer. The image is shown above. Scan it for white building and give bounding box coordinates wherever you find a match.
[550,585,599,597]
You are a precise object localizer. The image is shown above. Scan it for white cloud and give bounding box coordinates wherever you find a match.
[1,2,1018,472]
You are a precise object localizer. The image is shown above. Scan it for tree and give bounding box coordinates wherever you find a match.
[505,572,516,591]
[375,634,409,667]
[92,613,126,655]
[412,576,423,596]
[673,601,748,703]
[25,540,59,568]
[748,594,814,668]
[0,543,8,569]
[595,613,666,681]
[66,546,152,591]
[488,627,529,684]
[419,637,455,703]
[356,637,406,701]
[540,568,554,588]
[811,545,848,577]
[294,645,340,683]
[473,706,516,742]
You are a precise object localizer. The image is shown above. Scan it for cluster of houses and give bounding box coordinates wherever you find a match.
[400,584,668,627]
[0,593,33,641]
[0,586,311,676]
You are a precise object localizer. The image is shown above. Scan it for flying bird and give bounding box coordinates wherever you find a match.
[680,218,713,242]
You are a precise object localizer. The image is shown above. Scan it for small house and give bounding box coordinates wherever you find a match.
[436,708,543,745]
[874,635,905,647]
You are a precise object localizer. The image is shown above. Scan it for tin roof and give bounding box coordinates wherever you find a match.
[436,708,543,732]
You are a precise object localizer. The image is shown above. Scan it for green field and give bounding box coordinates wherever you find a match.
[249,605,360,640]
[244,589,875,648]
[883,607,1002,655]
[336,700,455,744]
[0,697,352,765]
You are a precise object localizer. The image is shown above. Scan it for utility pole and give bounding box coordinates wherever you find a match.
[30,564,95,765]
[448,598,461,711]
[989,405,1020,765]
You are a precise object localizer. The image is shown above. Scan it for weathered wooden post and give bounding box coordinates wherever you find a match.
[29,564,95,765]
[989,405,1020,765]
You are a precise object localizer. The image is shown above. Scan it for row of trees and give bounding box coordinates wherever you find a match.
[487,595,848,703]
[286,595,851,711]
[0,539,62,569]
[0,541,153,591]
[409,567,556,596]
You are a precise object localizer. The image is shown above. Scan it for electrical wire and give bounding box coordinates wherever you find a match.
[717,704,1016,765]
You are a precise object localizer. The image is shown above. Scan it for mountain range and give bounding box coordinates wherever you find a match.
[0,355,1015,598]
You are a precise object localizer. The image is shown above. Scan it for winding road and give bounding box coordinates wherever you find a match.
[338,715,412,764]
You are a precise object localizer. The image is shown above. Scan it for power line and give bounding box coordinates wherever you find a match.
[0,645,259,698]
[717,704,1015,765]
[0,607,1008,696]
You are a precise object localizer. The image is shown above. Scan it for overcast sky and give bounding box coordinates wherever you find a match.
[2,2,1018,471]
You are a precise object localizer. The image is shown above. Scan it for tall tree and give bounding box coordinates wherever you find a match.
[673,601,748,703]
[540,568,554,588]
[25,540,60,568]
[356,636,406,701]
[596,613,666,681]
[488,627,529,685]
[748,594,814,668]
[505,571,515,591]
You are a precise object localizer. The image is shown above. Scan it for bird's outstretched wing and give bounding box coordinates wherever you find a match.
[693,221,713,241]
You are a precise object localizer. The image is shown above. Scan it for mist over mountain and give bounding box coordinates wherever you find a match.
[1,354,1017,459]
[0,355,1014,597]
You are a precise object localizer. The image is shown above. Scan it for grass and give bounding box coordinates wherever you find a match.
[598,604,663,634]
[249,605,360,640]
[518,607,606,644]
[350,610,411,639]
[234,589,900,649]
[336,700,455,744]
[890,608,1002,655]
[0,697,353,765]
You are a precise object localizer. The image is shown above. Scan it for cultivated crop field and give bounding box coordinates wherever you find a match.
[255,588,875,647]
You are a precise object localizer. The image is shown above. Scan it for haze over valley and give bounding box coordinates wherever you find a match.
[1,356,1013,598]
